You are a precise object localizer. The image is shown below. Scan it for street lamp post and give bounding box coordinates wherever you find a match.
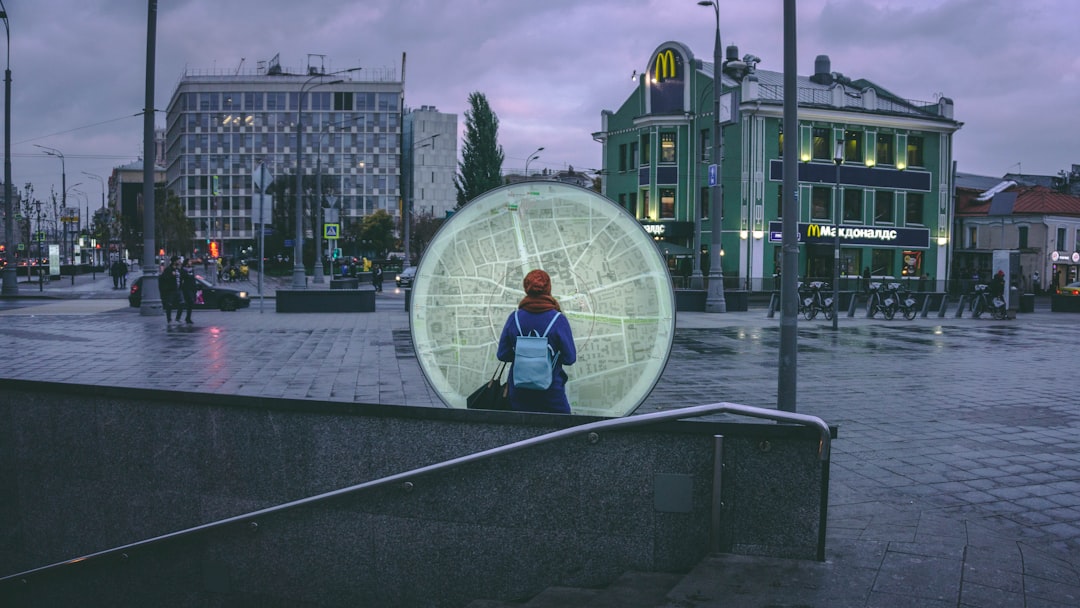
[0,3,14,296]
[404,133,440,269]
[292,68,360,290]
[82,171,105,269]
[832,139,843,330]
[524,146,543,178]
[699,0,727,313]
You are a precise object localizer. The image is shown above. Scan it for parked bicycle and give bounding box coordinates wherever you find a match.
[865,282,894,319]
[883,282,918,320]
[798,281,834,321]
[970,284,1007,319]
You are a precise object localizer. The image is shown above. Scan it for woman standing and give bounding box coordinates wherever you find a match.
[497,269,577,413]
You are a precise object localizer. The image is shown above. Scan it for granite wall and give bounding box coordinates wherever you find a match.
[0,380,831,607]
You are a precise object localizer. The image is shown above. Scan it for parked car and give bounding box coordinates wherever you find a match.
[128,275,250,310]
[396,266,417,288]
[1057,282,1080,296]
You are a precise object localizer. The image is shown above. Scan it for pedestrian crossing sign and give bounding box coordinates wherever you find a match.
[324,223,340,240]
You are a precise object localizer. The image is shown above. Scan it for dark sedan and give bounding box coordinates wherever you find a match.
[129,275,250,310]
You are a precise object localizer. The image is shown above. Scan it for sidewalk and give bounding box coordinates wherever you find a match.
[1,281,1079,606]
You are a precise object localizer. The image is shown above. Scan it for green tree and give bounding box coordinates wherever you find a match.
[356,209,396,259]
[454,91,504,208]
[155,189,195,257]
[407,209,445,263]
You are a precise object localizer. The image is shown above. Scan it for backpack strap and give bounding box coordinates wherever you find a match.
[514,310,523,336]
[540,311,561,337]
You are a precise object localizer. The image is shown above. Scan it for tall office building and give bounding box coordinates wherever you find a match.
[403,106,457,220]
[165,55,404,260]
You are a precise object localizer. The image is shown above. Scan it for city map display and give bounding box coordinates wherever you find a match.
[410,182,675,417]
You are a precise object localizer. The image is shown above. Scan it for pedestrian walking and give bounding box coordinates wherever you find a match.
[179,259,198,324]
[373,264,384,292]
[159,256,183,324]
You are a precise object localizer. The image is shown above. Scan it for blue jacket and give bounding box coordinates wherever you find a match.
[497,309,577,414]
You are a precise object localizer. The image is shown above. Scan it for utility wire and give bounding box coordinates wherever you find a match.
[15,112,145,146]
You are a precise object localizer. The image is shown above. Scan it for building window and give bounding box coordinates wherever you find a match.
[618,193,627,212]
[1018,226,1028,249]
[641,189,650,218]
[660,132,676,163]
[811,186,832,220]
[619,144,628,172]
[843,188,862,223]
[700,187,709,219]
[660,188,675,218]
[871,249,895,276]
[628,192,637,217]
[874,191,895,224]
[812,127,831,160]
[630,142,639,169]
[641,133,651,165]
[876,133,895,165]
[907,135,924,167]
[968,226,978,248]
[843,130,864,163]
[700,129,711,162]
[1058,227,1066,250]
[905,193,924,225]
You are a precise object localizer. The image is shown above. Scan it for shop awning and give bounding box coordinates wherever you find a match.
[654,241,696,258]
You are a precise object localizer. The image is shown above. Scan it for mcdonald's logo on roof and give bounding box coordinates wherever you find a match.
[653,49,678,82]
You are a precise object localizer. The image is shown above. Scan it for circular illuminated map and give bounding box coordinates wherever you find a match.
[410,182,675,417]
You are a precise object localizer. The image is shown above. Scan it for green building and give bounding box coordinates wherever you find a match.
[594,41,962,292]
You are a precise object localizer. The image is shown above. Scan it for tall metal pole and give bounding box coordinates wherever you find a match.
[0,3,14,295]
[139,0,161,316]
[778,0,798,411]
[405,133,440,270]
[82,171,104,268]
[701,0,726,313]
[831,140,843,331]
[313,152,324,284]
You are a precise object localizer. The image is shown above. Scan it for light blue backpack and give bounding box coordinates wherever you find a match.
[512,311,561,391]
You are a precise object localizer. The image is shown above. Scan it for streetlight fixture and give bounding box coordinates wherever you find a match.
[0,3,14,296]
[832,138,844,330]
[524,146,543,177]
[698,0,727,313]
[404,133,440,270]
[292,67,361,289]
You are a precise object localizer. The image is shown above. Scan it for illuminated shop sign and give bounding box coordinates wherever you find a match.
[641,221,693,239]
[768,221,929,248]
[648,45,686,114]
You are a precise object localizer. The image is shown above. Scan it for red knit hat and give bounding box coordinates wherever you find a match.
[523,269,551,296]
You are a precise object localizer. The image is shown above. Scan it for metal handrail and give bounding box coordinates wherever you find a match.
[0,402,831,585]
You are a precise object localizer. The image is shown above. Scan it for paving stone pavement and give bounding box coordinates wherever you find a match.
[2,272,1079,606]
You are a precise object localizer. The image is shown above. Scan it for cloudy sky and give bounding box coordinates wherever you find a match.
[5,0,1079,210]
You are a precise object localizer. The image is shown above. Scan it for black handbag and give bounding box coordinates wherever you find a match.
[466,362,510,410]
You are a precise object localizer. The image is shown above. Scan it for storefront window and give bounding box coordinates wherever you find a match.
[811,186,831,220]
[874,191,895,224]
[641,189,650,219]
[812,127,831,160]
[871,249,895,276]
[843,188,862,222]
[906,135,924,167]
[844,130,864,163]
[905,193,924,225]
[660,133,676,163]
[660,188,675,219]
[641,133,651,165]
[876,133,895,165]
